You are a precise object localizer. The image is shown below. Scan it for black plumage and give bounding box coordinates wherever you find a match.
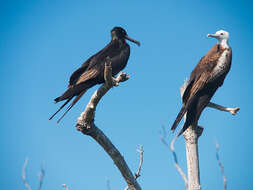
[49,27,140,123]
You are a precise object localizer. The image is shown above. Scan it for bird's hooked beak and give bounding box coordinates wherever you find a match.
[125,35,141,46]
[207,33,219,38]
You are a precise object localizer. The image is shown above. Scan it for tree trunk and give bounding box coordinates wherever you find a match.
[184,125,203,190]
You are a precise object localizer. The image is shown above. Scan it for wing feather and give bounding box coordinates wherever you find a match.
[75,68,100,85]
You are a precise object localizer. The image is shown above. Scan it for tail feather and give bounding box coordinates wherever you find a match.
[54,96,62,103]
[54,81,97,103]
[56,90,87,124]
[177,122,189,137]
[49,97,73,120]
[171,106,187,131]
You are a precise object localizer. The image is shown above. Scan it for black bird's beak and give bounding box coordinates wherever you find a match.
[125,35,140,46]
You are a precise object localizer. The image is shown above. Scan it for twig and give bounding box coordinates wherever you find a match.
[37,165,45,190]
[215,139,227,190]
[170,136,188,189]
[106,179,112,190]
[22,157,32,190]
[160,126,188,189]
[123,145,144,190]
[76,58,141,190]
[62,184,69,190]
[135,145,144,179]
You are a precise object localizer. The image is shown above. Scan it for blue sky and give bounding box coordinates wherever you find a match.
[0,0,252,189]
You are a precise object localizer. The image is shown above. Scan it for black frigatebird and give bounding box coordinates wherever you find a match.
[49,27,140,123]
[171,30,232,136]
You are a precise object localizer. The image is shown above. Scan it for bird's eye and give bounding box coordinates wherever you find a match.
[220,33,224,35]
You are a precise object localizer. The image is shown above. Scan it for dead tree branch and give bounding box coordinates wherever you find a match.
[183,125,203,190]
[160,126,188,189]
[123,145,144,190]
[62,184,69,190]
[37,165,45,190]
[106,179,112,190]
[180,80,202,190]
[76,58,141,190]
[170,136,188,189]
[215,139,227,190]
[135,145,144,179]
[208,103,239,115]
[22,157,32,190]
[22,158,45,190]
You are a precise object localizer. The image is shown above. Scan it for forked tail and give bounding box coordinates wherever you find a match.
[56,90,87,124]
[49,97,73,120]
[171,106,187,132]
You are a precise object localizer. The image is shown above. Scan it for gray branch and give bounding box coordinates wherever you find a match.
[22,157,32,190]
[160,126,188,189]
[183,125,203,190]
[135,145,144,179]
[215,139,227,190]
[62,184,69,190]
[180,80,202,190]
[106,179,112,190]
[76,58,141,190]
[208,102,240,115]
[22,158,45,190]
[124,145,144,190]
[38,165,45,190]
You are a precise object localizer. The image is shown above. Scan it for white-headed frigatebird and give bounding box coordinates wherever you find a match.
[49,26,140,123]
[171,30,232,136]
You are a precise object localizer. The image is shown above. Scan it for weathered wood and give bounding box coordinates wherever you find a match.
[76,59,141,190]
[184,125,203,190]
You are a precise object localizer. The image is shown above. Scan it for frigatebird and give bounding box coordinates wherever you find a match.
[49,27,140,123]
[171,30,232,136]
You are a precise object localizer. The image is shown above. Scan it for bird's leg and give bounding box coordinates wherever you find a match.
[207,102,240,115]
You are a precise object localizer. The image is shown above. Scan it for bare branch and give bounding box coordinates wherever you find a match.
[135,145,144,179]
[170,136,188,189]
[22,157,32,190]
[76,59,141,190]
[160,126,188,189]
[215,139,227,190]
[106,179,112,190]
[62,184,69,190]
[123,145,144,190]
[37,165,45,190]
[208,102,240,115]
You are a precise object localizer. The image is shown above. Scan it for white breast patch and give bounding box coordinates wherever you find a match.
[213,49,229,76]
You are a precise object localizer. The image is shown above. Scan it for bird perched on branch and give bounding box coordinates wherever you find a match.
[49,27,140,123]
[171,30,232,136]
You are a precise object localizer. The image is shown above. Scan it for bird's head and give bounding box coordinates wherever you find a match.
[207,30,230,48]
[111,27,140,46]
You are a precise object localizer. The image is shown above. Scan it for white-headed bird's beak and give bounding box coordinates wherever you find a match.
[207,33,219,38]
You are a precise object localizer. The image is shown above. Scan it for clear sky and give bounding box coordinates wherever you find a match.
[0,0,252,189]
